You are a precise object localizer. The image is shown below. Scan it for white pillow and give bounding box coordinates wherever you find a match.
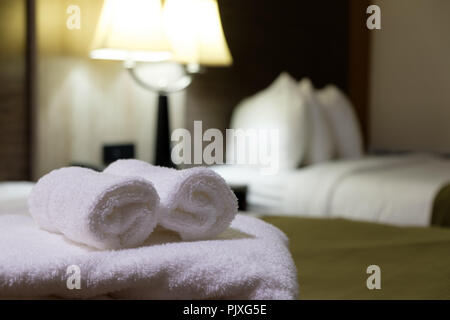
[228,72,308,171]
[298,78,335,165]
[316,85,363,159]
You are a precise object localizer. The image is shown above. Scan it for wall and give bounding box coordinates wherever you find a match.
[369,0,450,153]
[0,0,28,180]
[34,0,185,179]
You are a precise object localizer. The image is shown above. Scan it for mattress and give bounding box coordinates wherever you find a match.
[213,154,450,227]
[262,215,450,299]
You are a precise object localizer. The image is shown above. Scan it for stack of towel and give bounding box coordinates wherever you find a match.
[0,160,298,299]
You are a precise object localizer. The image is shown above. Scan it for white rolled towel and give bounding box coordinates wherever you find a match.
[28,167,160,250]
[104,160,238,240]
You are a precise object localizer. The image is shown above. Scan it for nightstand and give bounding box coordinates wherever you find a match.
[229,184,248,211]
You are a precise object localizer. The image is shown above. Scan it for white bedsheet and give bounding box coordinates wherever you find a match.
[0,182,35,216]
[211,165,287,214]
[213,154,450,226]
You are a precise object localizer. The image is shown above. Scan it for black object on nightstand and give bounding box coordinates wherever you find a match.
[103,144,135,165]
[70,143,135,172]
[230,185,248,211]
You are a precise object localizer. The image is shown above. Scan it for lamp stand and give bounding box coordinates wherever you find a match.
[125,62,193,168]
[155,94,174,168]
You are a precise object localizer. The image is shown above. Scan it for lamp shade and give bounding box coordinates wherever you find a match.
[163,0,233,66]
[90,0,172,62]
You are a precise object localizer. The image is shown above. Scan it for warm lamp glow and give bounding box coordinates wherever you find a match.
[90,0,172,62]
[90,0,232,66]
[163,0,233,66]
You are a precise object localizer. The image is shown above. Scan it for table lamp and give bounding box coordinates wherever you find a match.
[90,0,233,167]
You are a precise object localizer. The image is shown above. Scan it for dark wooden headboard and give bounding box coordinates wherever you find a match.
[186,0,369,145]
[0,0,34,181]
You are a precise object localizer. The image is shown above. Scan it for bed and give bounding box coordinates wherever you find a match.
[213,153,450,228]
[262,215,450,299]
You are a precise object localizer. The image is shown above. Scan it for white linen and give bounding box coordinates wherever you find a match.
[316,84,363,159]
[298,78,335,165]
[228,72,308,170]
[328,156,450,226]
[0,195,298,299]
[0,182,34,216]
[104,160,238,241]
[212,165,286,214]
[28,167,160,250]
[214,154,450,226]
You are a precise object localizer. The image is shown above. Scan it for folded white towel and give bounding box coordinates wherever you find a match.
[28,167,160,250]
[0,211,298,299]
[104,160,238,240]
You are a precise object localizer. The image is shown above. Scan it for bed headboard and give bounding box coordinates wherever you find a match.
[185,0,370,145]
[0,0,34,181]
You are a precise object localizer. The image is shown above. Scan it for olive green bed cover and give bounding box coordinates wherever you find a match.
[262,216,450,299]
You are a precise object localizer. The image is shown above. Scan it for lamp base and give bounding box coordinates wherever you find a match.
[155,94,175,168]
